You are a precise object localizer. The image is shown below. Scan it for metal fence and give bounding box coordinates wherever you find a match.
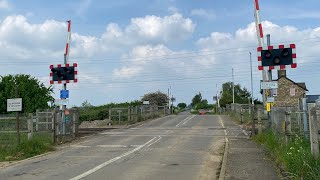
[0,108,79,146]
[109,105,167,125]
[227,103,320,158]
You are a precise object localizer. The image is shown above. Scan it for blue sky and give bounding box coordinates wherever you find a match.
[0,0,320,106]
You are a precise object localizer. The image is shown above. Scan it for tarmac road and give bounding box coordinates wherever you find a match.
[0,113,247,180]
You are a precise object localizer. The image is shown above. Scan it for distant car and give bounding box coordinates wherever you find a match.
[198,109,206,115]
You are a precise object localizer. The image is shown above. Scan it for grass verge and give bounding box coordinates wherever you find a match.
[0,133,54,162]
[253,131,320,179]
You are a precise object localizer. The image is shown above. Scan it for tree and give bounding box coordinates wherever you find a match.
[81,100,93,108]
[191,92,202,107]
[177,103,187,109]
[141,91,169,106]
[219,82,253,107]
[0,75,54,113]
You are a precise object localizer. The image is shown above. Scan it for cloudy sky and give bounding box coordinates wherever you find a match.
[0,0,320,106]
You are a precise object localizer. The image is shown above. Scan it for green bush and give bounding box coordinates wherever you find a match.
[253,131,320,179]
[0,133,54,162]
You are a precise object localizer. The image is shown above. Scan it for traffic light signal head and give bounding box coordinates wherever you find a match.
[257,44,297,71]
[50,63,78,84]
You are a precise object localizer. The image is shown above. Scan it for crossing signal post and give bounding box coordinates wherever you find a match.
[258,44,297,71]
[50,63,78,84]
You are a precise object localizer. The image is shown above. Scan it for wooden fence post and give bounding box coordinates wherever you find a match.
[240,108,243,124]
[36,109,39,132]
[28,113,33,140]
[309,108,319,159]
[109,108,111,121]
[251,104,255,136]
[128,107,131,122]
[285,111,292,144]
[258,108,262,134]
[135,106,138,122]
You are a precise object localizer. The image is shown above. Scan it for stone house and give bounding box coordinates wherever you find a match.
[273,76,308,107]
[306,95,320,110]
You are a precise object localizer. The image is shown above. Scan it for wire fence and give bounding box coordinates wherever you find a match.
[227,103,320,158]
[0,108,80,146]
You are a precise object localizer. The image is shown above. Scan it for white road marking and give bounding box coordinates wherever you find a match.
[175,115,195,127]
[99,132,124,135]
[69,137,158,180]
[97,145,128,148]
[182,115,195,125]
[219,116,229,143]
[242,130,249,136]
[71,145,91,148]
[219,115,225,129]
[147,136,162,147]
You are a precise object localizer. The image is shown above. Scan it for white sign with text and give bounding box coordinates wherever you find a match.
[7,98,22,112]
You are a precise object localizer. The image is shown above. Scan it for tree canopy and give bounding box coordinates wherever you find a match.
[0,74,54,113]
[177,103,187,109]
[219,82,254,107]
[141,91,169,106]
[191,92,202,107]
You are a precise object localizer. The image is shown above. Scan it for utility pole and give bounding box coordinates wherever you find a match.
[15,84,20,145]
[169,86,171,113]
[232,68,235,104]
[216,84,219,114]
[167,88,170,114]
[249,52,255,135]
[249,52,254,105]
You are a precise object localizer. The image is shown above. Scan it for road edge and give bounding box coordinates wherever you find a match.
[218,137,229,180]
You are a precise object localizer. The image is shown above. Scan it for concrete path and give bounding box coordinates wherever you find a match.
[223,116,281,180]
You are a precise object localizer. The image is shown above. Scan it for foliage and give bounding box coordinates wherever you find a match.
[191,92,202,107]
[81,100,93,108]
[141,91,169,106]
[0,74,54,114]
[253,131,320,179]
[219,82,253,107]
[177,103,187,109]
[190,93,213,110]
[79,101,142,122]
[0,133,54,162]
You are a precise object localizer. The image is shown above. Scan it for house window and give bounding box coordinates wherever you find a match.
[290,88,295,96]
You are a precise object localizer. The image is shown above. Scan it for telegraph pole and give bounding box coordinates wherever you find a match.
[249,52,254,105]
[232,68,235,104]
[216,84,218,113]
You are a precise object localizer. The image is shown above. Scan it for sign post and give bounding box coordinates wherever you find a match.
[7,97,22,145]
[260,81,278,90]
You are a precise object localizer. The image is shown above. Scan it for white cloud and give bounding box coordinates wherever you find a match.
[191,9,216,20]
[125,13,195,43]
[0,0,9,9]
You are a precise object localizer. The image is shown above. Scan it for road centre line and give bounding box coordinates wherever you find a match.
[182,115,195,125]
[176,115,194,127]
[147,136,162,147]
[70,136,158,180]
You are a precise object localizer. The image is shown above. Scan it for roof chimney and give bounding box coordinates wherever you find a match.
[278,70,286,78]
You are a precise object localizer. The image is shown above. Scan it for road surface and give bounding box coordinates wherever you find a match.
[0,113,247,180]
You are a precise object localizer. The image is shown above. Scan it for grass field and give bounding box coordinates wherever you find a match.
[253,131,320,179]
[0,132,54,162]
